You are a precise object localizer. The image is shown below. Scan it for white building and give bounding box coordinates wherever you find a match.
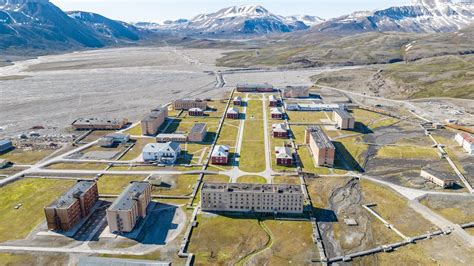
[455,133,474,155]
[201,183,304,214]
[285,101,342,111]
[142,142,181,164]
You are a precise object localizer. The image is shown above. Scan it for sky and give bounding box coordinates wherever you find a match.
[51,0,413,23]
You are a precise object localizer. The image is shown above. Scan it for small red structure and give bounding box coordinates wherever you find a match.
[269,95,280,107]
[211,145,230,165]
[272,123,288,138]
[227,107,240,119]
[233,96,242,106]
[275,146,293,166]
[271,108,284,120]
[189,108,204,116]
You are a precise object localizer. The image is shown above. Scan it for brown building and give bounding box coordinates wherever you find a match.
[106,182,152,233]
[188,108,204,116]
[275,146,293,166]
[305,126,335,167]
[233,96,243,106]
[211,145,230,165]
[236,83,274,92]
[72,118,128,130]
[173,99,208,111]
[44,180,99,232]
[141,107,168,136]
[156,133,187,143]
[188,123,207,142]
[272,123,288,138]
[271,108,284,120]
[420,169,456,188]
[227,107,240,119]
[269,95,280,107]
[333,109,355,130]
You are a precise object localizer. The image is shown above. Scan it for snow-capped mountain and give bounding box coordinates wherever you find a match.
[0,0,144,51]
[135,5,324,35]
[315,0,474,33]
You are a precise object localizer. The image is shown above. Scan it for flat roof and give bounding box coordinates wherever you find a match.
[47,180,96,209]
[202,182,302,194]
[0,139,12,146]
[307,126,335,150]
[73,118,125,126]
[237,83,273,88]
[334,109,353,119]
[109,182,150,211]
[156,133,187,138]
[422,168,456,181]
[142,109,166,122]
[78,256,170,266]
[191,123,206,133]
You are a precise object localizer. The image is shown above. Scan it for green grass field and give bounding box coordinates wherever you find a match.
[153,175,198,196]
[376,146,438,159]
[120,138,155,161]
[97,175,147,194]
[46,162,108,170]
[0,178,75,243]
[124,123,143,135]
[237,175,267,184]
[286,111,329,123]
[272,176,300,185]
[0,149,54,165]
[239,100,266,173]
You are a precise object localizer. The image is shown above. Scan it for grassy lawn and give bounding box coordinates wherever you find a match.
[376,146,438,159]
[370,117,400,130]
[218,120,240,142]
[290,125,307,145]
[0,178,75,243]
[237,175,267,184]
[46,162,108,170]
[0,149,54,165]
[287,111,329,123]
[124,123,143,135]
[334,135,368,172]
[153,175,198,196]
[420,198,474,225]
[81,130,111,142]
[203,174,230,183]
[239,102,266,172]
[269,136,296,172]
[298,146,332,175]
[272,176,300,185]
[189,214,269,265]
[120,138,155,161]
[361,180,438,236]
[97,175,147,194]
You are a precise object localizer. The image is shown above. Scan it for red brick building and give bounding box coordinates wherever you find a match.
[275,146,293,166]
[269,95,280,107]
[189,108,204,116]
[227,107,240,119]
[211,145,230,165]
[271,108,284,120]
[233,96,242,106]
[272,123,289,138]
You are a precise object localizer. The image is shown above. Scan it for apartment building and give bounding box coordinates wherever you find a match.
[106,182,152,233]
[142,142,181,164]
[272,123,289,138]
[420,169,456,188]
[188,123,207,142]
[333,109,355,130]
[201,183,304,214]
[282,86,310,98]
[305,126,336,167]
[173,99,208,111]
[72,118,128,130]
[211,145,230,165]
[236,83,274,92]
[275,146,293,166]
[188,108,204,116]
[0,139,13,153]
[455,133,474,155]
[141,107,168,136]
[44,180,99,231]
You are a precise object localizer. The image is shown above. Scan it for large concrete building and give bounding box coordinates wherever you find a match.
[201,183,304,214]
[44,180,99,231]
[72,118,128,130]
[455,133,474,155]
[420,169,456,188]
[333,109,355,130]
[282,86,310,98]
[305,126,336,167]
[236,83,274,92]
[106,182,152,233]
[0,139,13,153]
[173,99,208,111]
[188,123,207,142]
[141,108,168,136]
[142,142,181,164]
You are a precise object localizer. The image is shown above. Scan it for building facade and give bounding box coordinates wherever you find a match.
[173,99,208,111]
[275,146,293,166]
[106,182,152,233]
[156,134,188,143]
[269,95,280,107]
[72,118,128,130]
[284,101,342,112]
[420,169,456,188]
[282,86,310,98]
[188,123,207,142]
[141,107,168,136]
[233,96,242,106]
[227,107,240,119]
[271,108,284,120]
[333,109,355,130]
[188,108,204,116]
[142,142,181,164]
[201,183,304,214]
[211,145,230,165]
[305,126,336,167]
[455,133,474,155]
[236,83,274,92]
[272,123,288,138]
[0,139,13,153]
[44,180,99,231]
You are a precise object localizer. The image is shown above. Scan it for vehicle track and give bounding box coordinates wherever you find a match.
[235,219,274,266]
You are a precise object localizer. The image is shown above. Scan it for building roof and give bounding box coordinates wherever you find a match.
[212,145,229,157]
[334,109,354,119]
[306,126,335,150]
[156,133,187,139]
[142,109,166,122]
[0,139,12,146]
[189,107,203,112]
[272,123,288,133]
[271,108,284,115]
[237,83,273,89]
[228,107,239,114]
[421,168,456,182]
[143,142,181,153]
[190,123,207,133]
[73,118,125,126]
[109,182,150,211]
[202,182,302,194]
[275,146,292,159]
[459,133,474,144]
[283,85,310,92]
[47,180,96,209]
[234,96,242,101]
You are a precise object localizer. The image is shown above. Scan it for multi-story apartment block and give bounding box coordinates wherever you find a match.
[455,133,474,155]
[141,107,168,136]
[44,180,99,231]
[305,126,335,167]
[106,182,152,233]
[333,109,355,130]
[173,99,208,110]
[72,118,128,130]
[201,183,304,214]
[188,123,207,142]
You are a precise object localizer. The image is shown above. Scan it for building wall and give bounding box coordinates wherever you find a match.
[227,113,239,119]
[189,110,204,116]
[141,109,168,136]
[212,156,228,165]
[277,157,293,166]
[201,190,304,214]
[173,100,208,110]
[333,111,355,130]
[420,170,454,188]
[188,126,207,142]
[306,132,335,167]
[273,131,288,138]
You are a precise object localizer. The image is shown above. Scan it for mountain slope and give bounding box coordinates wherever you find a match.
[314,0,474,34]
